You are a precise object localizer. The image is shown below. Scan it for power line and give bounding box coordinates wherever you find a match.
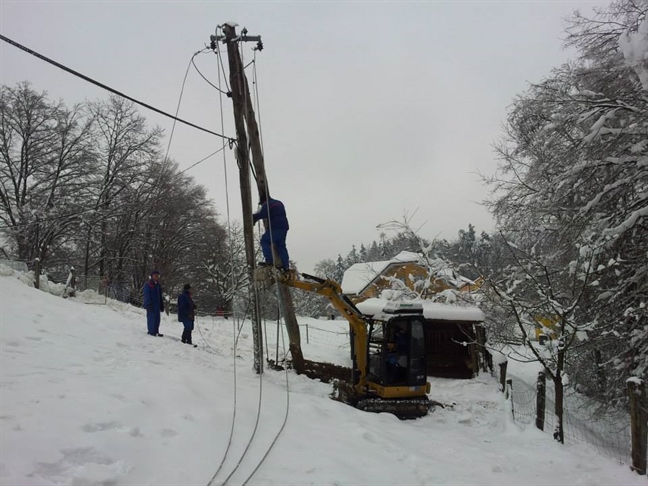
[163,49,208,165]
[179,146,228,174]
[192,56,230,96]
[0,33,235,143]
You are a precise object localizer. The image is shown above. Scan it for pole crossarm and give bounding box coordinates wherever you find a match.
[211,23,263,51]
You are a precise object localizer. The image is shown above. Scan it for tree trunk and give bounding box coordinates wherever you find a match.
[594,349,606,394]
[553,374,564,443]
[83,225,92,288]
[628,378,647,475]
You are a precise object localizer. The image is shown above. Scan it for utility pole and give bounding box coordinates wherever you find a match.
[213,23,305,374]
[215,23,263,374]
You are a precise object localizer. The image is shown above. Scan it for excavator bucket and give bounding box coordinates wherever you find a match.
[253,266,296,290]
[253,266,276,289]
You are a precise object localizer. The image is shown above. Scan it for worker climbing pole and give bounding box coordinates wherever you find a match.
[212,23,305,374]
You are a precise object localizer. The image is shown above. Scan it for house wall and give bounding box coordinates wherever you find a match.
[424,319,479,379]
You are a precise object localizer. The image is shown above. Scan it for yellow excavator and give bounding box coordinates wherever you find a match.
[256,268,432,418]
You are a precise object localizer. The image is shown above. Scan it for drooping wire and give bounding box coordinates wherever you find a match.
[152,49,204,199]
[162,49,208,165]
[252,49,266,162]
[192,55,230,97]
[208,34,267,486]
[205,301,252,486]
[0,44,233,233]
[179,146,228,175]
[240,344,290,486]
[201,28,292,486]
[0,34,233,142]
[205,27,251,486]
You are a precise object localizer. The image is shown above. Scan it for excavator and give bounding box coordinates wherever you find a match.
[256,267,432,419]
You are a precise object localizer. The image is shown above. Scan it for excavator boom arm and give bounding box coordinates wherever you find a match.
[281,273,369,389]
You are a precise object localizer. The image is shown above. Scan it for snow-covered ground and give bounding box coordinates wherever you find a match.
[0,269,642,486]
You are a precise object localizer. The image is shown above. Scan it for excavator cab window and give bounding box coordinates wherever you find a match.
[367,316,427,387]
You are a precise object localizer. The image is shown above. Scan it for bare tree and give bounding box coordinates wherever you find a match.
[80,96,162,281]
[0,83,94,266]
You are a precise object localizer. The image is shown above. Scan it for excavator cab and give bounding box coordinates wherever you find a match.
[357,303,431,417]
[367,314,427,390]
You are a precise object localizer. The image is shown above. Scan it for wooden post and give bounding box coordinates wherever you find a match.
[34,258,41,289]
[499,361,508,393]
[506,378,514,418]
[536,370,546,431]
[628,378,647,475]
[222,23,263,374]
[475,325,486,372]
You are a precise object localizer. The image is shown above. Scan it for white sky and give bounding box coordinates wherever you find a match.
[0,1,609,273]
[1,269,640,485]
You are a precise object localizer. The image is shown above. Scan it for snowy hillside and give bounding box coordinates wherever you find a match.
[0,270,641,486]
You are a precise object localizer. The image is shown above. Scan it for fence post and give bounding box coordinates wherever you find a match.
[506,378,514,418]
[34,258,41,289]
[628,377,647,475]
[475,326,485,372]
[305,323,309,344]
[499,361,508,393]
[536,370,546,431]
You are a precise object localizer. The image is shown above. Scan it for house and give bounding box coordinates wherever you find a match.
[340,252,488,377]
[340,251,464,303]
[357,297,486,378]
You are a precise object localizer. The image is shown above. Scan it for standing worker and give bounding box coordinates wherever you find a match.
[253,192,290,271]
[177,283,197,347]
[143,270,164,337]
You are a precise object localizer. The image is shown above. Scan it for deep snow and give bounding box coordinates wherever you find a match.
[0,270,642,486]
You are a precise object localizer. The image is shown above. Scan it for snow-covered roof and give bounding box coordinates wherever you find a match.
[341,251,422,294]
[341,251,467,295]
[357,298,485,322]
[390,251,423,263]
[341,261,390,294]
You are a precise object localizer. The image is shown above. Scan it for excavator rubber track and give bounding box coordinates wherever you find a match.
[328,374,432,420]
[355,397,432,419]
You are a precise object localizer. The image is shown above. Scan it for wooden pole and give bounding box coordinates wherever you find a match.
[536,370,546,431]
[506,378,514,418]
[225,24,305,374]
[628,378,647,475]
[34,258,41,289]
[222,23,263,374]
[499,361,508,393]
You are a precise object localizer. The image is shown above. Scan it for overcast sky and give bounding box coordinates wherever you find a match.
[1,0,608,273]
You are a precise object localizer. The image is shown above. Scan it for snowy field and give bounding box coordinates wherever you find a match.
[0,269,642,486]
